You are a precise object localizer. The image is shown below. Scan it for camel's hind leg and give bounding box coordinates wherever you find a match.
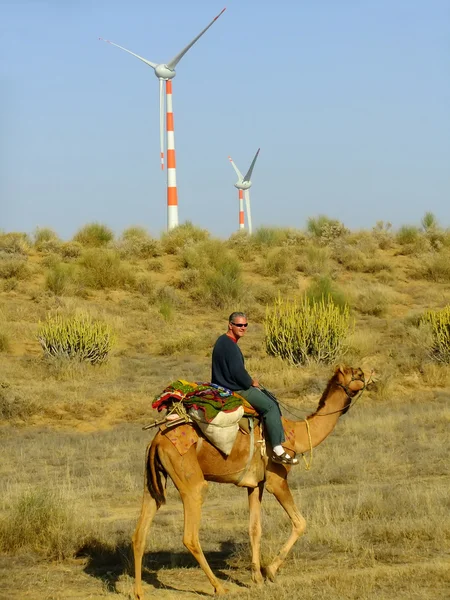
[247,483,264,585]
[162,446,227,595]
[132,487,160,600]
[264,471,306,582]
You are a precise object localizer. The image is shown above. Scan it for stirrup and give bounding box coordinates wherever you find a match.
[272,451,299,466]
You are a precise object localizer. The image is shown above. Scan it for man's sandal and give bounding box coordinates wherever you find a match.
[272,451,299,466]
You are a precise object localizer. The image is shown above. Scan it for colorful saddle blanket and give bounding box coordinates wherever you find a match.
[152,380,257,423]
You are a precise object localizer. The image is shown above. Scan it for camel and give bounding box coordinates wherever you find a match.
[132,365,368,599]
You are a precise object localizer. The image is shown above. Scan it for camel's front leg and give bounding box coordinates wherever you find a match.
[264,471,306,581]
[247,483,264,585]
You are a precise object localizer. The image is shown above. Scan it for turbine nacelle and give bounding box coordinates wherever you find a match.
[234,180,252,190]
[154,64,176,80]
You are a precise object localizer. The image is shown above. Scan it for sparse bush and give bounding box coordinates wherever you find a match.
[37,313,115,364]
[176,268,201,290]
[0,384,39,419]
[396,225,421,245]
[117,227,161,259]
[159,300,174,321]
[354,287,388,317]
[250,283,278,305]
[60,241,82,259]
[0,331,10,352]
[421,306,450,363]
[134,275,155,297]
[265,294,351,365]
[179,239,226,271]
[227,231,254,261]
[0,257,30,280]
[0,489,84,559]
[78,249,135,289]
[147,258,164,272]
[160,222,209,254]
[45,263,75,295]
[372,221,393,250]
[0,232,30,254]
[252,227,299,248]
[159,334,196,356]
[259,248,294,277]
[297,244,331,276]
[73,222,114,247]
[306,276,348,311]
[307,215,347,242]
[414,252,450,282]
[34,228,61,252]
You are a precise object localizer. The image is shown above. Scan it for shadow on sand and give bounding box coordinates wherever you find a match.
[77,538,247,594]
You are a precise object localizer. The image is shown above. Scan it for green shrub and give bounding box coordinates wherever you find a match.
[147,258,164,272]
[45,263,75,295]
[421,306,450,363]
[37,313,115,364]
[161,222,209,254]
[264,294,351,365]
[78,249,135,289]
[0,489,84,559]
[73,222,114,247]
[421,212,439,232]
[204,258,243,308]
[0,232,30,254]
[305,276,348,311]
[396,225,421,245]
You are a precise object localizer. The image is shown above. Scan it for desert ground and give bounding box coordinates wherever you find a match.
[1,220,449,599]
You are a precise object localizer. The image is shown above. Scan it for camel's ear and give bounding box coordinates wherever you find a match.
[335,364,346,376]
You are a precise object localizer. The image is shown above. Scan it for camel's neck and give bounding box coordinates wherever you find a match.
[288,385,349,454]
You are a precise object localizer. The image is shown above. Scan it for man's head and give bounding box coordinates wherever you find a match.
[228,312,248,340]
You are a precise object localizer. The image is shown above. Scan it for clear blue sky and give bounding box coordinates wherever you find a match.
[1,0,449,239]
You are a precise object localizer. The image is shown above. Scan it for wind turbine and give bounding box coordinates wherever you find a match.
[100,8,226,231]
[228,148,260,235]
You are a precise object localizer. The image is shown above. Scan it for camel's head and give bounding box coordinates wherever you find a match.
[334,365,368,413]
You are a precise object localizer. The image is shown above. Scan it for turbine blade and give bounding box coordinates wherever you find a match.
[245,190,252,235]
[243,148,260,183]
[159,78,165,170]
[99,38,157,68]
[166,8,226,70]
[228,156,244,181]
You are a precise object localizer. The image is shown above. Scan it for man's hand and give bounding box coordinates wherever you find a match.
[251,379,260,388]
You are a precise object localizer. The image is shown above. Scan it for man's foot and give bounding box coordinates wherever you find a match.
[272,451,299,466]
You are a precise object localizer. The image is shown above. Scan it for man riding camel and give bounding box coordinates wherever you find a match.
[211,311,299,466]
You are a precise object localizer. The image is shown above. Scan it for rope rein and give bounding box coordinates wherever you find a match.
[302,418,313,471]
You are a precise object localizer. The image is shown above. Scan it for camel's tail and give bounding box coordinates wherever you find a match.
[145,438,166,508]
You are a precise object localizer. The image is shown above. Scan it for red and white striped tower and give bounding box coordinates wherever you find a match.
[166,80,178,230]
[238,189,245,230]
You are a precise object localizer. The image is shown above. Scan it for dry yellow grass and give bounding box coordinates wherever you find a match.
[0,226,450,599]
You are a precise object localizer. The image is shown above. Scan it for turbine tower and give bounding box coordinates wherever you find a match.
[100,8,226,230]
[228,148,260,235]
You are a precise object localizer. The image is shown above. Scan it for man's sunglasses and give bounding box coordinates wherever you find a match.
[231,322,248,328]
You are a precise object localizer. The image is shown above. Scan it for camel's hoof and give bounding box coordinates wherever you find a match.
[214,585,229,595]
[262,565,276,583]
[251,574,264,586]
[251,565,264,586]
